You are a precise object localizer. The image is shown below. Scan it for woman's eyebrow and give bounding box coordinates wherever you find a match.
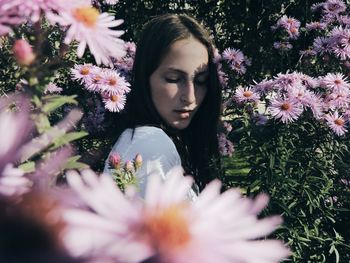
[166,67,209,75]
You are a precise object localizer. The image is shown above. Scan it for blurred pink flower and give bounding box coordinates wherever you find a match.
[222,47,244,65]
[0,164,32,197]
[64,168,290,263]
[273,41,293,50]
[12,39,36,66]
[48,3,125,65]
[44,82,63,94]
[0,0,25,36]
[269,97,303,123]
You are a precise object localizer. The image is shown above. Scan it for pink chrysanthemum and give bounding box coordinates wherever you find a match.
[274,72,302,91]
[321,72,350,92]
[63,168,290,263]
[287,85,315,107]
[100,69,131,96]
[102,93,126,112]
[222,48,244,65]
[323,0,347,15]
[234,86,260,103]
[325,111,347,136]
[48,3,126,65]
[71,64,98,84]
[268,97,303,123]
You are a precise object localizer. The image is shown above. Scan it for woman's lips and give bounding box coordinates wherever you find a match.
[174,109,193,119]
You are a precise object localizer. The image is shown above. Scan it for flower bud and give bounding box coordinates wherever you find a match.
[109,153,121,169]
[12,39,36,66]
[134,153,143,170]
[124,160,134,172]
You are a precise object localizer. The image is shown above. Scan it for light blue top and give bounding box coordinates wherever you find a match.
[103,126,197,200]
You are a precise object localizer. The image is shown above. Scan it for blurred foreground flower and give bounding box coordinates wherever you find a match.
[0,193,82,263]
[63,167,290,263]
[48,1,125,65]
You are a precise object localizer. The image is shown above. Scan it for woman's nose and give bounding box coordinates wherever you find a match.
[180,81,195,104]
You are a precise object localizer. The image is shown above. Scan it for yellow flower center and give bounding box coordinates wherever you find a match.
[111,95,119,102]
[73,7,99,27]
[334,79,342,85]
[109,78,117,86]
[142,204,191,250]
[80,66,90,75]
[243,91,253,97]
[335,118,344,126]
[281,103,291,111]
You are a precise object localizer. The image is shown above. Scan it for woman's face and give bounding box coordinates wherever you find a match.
[150,37,209,130]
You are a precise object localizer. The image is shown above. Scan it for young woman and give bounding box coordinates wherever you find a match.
[104,14,222,198]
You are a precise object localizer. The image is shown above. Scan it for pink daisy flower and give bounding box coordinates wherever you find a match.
[71,64,97,84]
[287,85,315,107]
[274,72,302,91]
[321,72,350,92]
[234,86,260,103]
[252,79,275,94]
[100,69,131,96]
[323,0,347,15]
[325,111,347,136]
[102,93,126,112]
[222,48,244,65]
[63,167,290,263]
[268,97,303,123]
[48,3,126,65]
[276,15,300,29]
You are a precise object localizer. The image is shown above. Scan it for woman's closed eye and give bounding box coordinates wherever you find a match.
[165,77,181,83]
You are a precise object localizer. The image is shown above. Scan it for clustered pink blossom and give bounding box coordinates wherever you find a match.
[71,64,131,112]
[273,41,293,51]
[63,167,290,263]
[218,47,251,75]
[272,15,301,40]
[240,71,350,135]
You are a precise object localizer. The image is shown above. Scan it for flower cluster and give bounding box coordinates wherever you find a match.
[218,47,251,75]
[112,41,136,80]
[232,71,350,136]
[71,63,131,112]
[108,152,142,190]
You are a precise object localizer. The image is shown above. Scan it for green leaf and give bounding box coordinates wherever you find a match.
[42,95,77,113]
[35,113,51,133]
[63,155,89,170]
[50,131,88,150]
[18,161,35,173]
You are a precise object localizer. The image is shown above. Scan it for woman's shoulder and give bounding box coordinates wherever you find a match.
[114,125,178,157]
